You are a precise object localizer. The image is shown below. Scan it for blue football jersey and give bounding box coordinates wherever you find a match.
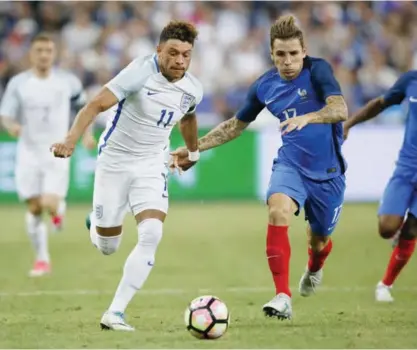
[383,71,417,169]
[236,56,346,181]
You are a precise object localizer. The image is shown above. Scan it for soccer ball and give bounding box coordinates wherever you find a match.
[184,295,230,339]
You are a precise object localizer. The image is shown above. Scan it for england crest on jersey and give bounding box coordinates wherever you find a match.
[180,93,195,114]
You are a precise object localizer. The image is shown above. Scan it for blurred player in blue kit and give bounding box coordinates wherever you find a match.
[344,71,417,303]
[171,15,348,320]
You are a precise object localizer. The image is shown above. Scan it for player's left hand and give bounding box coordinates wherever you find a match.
[280,116,310,135]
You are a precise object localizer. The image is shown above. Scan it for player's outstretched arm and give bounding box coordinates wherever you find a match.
[51,87,118,158]
[169,116,249,173]
[198,116,250,151]
[280,95,348,135]
[343,96,387,139]
[305,95,348,124]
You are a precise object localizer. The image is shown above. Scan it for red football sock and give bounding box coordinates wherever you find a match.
[266,224,291,297]
[52,215,62,226]
[382,238,416,286]
[308,239,333,273]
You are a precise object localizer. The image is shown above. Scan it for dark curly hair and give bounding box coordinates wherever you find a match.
[159,20,199,45]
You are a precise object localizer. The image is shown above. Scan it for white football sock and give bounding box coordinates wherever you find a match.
[25,212,49,262]
[89,212,122,255]
[108,219,163,313]
[96,233,122,255]
[37,222,49,262]
[58,200,66,216]
[89,212,98,247]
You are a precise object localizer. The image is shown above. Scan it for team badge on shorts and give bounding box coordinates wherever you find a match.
[180,93,195,114]
[95,204,103,219]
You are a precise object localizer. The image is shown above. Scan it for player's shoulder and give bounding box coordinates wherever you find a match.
[52,68,80,82]
[183,71,204,98]
[249,67,278,97]
[7,70,32,88]
[129,54,159,75]
[398,70,417,82]
[303,56,332,72]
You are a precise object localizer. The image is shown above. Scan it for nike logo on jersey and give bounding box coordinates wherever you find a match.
[147,261,154,266]
[410,96,417,102]
[147,91,159,96]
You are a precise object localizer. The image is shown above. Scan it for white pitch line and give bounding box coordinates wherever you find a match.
[0,286,417,297]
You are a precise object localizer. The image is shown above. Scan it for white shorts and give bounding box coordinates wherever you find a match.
[15,149,70,201]
[93,149,169,227]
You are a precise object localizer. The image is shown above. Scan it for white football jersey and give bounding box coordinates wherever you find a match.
[99,54,204,157]
[0,69,84,152]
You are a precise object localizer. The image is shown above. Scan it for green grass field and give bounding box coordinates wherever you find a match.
[0,202,416,349]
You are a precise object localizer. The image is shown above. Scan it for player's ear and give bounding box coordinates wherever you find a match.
[301,46,307,59]
[156,44,162,54]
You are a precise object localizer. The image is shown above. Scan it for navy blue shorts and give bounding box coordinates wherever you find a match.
[266,162,346,236]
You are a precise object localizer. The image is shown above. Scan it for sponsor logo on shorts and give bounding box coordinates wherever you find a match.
[95,205,103,219]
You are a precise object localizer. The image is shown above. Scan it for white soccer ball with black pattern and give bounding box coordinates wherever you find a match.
[184,295,230,339]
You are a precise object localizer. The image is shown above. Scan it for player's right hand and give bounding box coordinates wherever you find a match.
[7,124,21,138]
[50,141,75,158]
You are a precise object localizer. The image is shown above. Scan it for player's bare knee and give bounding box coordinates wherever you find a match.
[27,198,42,216]
[378,216,403,239]
[268,205,291,226]
[401,214,417,240]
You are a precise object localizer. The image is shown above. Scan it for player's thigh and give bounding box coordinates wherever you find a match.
[378,171,414,218]
[129,166,169,219]
[42,158,70,199]
[267,162,307,223]
[304,174,346,236]
[15,157,42,201]
[93,161,130,228]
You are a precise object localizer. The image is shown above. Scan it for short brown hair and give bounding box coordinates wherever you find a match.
[31,32,54,45]
[159,20,198,46]
[270,15,304,48]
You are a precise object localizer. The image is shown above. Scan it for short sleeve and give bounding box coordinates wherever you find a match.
[186,80,204,115]
[310,59,342,101]
[236,79,265,123]
[0,76,20,120]
[105,56,155,101]
[383,72,415,106]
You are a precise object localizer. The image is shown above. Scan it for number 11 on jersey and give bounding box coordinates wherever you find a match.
[157,109,174,128]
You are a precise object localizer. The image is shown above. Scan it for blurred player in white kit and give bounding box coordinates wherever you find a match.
[0,33,95,277]
[51,21,203,331]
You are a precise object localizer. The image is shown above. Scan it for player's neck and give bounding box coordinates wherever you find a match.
[32,67,51,79]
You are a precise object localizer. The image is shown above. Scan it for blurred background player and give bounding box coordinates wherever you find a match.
[171,15,348,320]
[0,33,95,277]
[344,71,417,302]
[51,21,202,331]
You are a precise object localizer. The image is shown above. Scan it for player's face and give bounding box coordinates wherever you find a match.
[271,38,306,80]
[30,40,56,72]
[157,39,193,82]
